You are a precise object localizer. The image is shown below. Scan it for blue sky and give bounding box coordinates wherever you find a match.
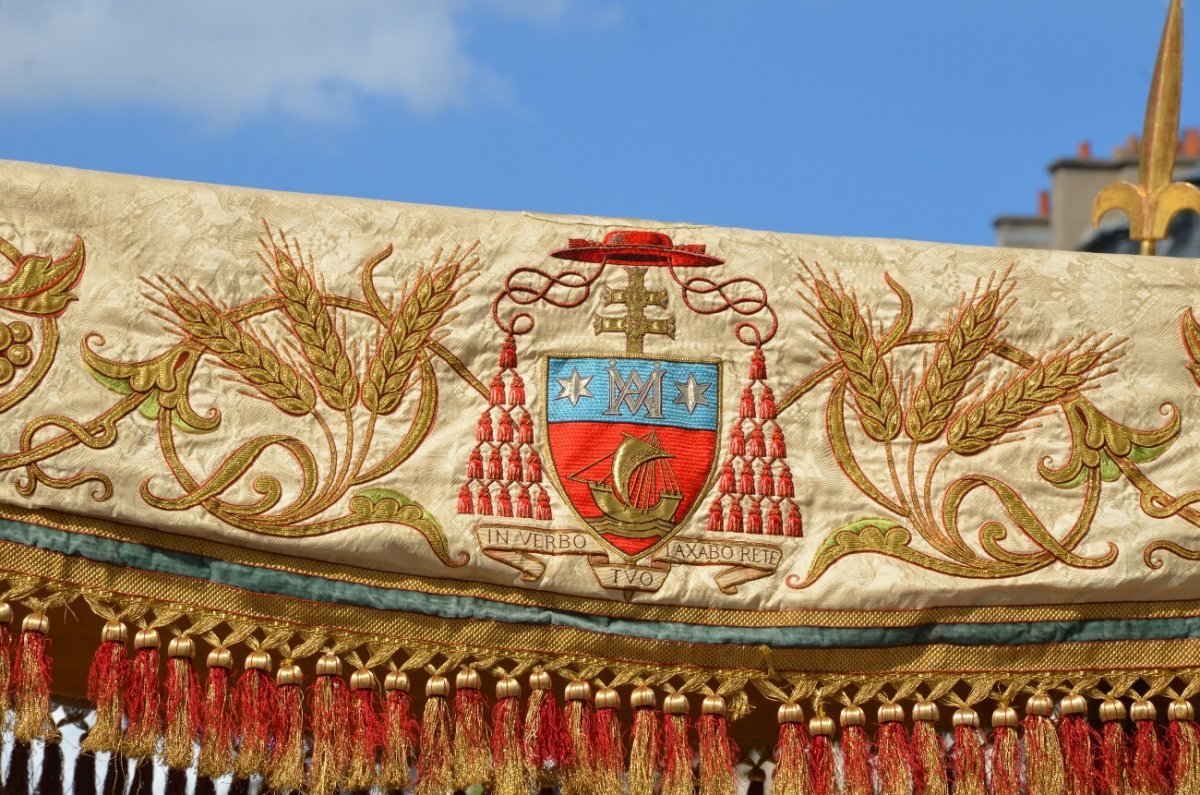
[0,0,1191,246]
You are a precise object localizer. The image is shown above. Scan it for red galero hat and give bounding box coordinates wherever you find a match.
[550,230,723,267]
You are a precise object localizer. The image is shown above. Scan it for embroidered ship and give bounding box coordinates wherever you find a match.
[569,431,683,538]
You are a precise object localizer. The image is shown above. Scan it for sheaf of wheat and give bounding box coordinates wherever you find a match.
[167,293,316,416]
[363,250,468,416]
[946,339,1110,456]
[812,279,901,442]
[266,242,358,411]
[905,280,1009,443]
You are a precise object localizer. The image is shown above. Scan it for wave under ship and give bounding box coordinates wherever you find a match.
[570,431,683,539]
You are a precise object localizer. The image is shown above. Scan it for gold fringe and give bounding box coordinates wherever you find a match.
[492,696,530,795]
[698,714,736,795]
[661,712,694,795]
[308,676,349,795]
[451,687,491,789]
[1026,714,1068,795]
[415,693,453,795]
[560,694,593,795]
[950,726,986,795]
[231,671,273,779]
[379,689,417,791]
[628,706,662,795]
[1170,720,1200,795]
[268,683,306,795]
[913,720,948,795]
[161,657,197,770]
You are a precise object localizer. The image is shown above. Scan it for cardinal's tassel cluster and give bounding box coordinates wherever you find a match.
[1058,693,1096,795]
[840,706,872,795]
[1098,699,1130,795]
[81,621,128,754]
[661,693,694,795]
[197,647,235,779]
[808,715,837,795]
[162,637,201,771]
[949,707,986,795]
[698,695,738,795]
[1167,699,1200,795]
[1024,694,1067,795]
[989,706,1022,795]
[13,612,57,743]
[911,702,947,795]
[875,702,913,795]
[309,653,350,795]
[415,674,454,795]
[593,688,626,795]
[492,677,530,795]
[346,668,384,793]
[453,668,492,790]
[380,671,418,792]
[121,629,162,760]
[1131,700,1169,795]
[561,680,595,795]
[232,650,276,780]
[524,670,570,785]
[269,661,306,794]
[629,686,662,795]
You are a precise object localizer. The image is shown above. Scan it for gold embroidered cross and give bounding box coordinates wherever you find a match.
[593,267,675,355]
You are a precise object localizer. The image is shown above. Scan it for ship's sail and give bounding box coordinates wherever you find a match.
[612,433,675,504]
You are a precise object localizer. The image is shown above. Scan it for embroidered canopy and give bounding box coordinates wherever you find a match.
[2,158,1200,793]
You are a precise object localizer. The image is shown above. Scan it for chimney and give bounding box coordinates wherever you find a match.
[1038,190,1050,218]
[1077,140,1092,160]
[1127,134,1140,155]
[1183,126,1200,158]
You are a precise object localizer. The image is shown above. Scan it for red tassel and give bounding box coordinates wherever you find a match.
[769,426,787,457]
[269,664,306,795]
[477,411,493,441]
[739,387,755,418]
[1024,699,1067,795]
[498,412,514,443]
[1166,706,1200,795]
[477,485,493,515]
[771,706,810,795]
[0,605,11,732]
[592,689,625,795]
[785,502,804,537]
[725,501,743,533]
[989,718,1022,795]
[758,469,775,497]
[534,488,552,520]
[629,688,661,795]
[767,503,784,535]
[416,675,454,795]
[466,447,483,478]
[497,486,514,517]
[718,462,735,493]
[82,622,128,754]
[746,502,763,534]
[13,613,57,743]
[518,412,534,444]
[486,448,503,480]
[162,638,202,771]
[507,447,524,481]
[949,714,986,795]
[1098,707,1129,795]
[561,682,594,795]
[453,670,492,790]
[698,699,738,795]
[778,465,795,498]
[516,485,533,518]
[380,672,419,792]
[747,426,766,457]
[759,386,777,419]
[707,501,724,531]
[1058,697,1097,795]
[738,466,755,495]
[510,374,526,405]
[499,335,517,369]
[524,672,570,785]
[309,655,351,795]
[840,714,872,795]
[874,712,914,795]
[197,649,235,778]
[456,483,474,514]
[489,373,506,405]
[347,671,384,793]
[750,348,767,379]
[526,450,543,482]
[661,695,694,795]
[911,705,947,795]
[233,653,277,779]
[808,721,837,795]
[492,679,529,795]
[1131,703,1168,795]
[729,426,745,455]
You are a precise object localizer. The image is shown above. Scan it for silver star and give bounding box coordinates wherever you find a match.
[673,373,711,414]
[555,367,593,406]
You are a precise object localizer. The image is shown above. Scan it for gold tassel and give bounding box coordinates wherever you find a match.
[949,708,986,795]
[309,653,350,795]
[0,604,11,732]
[380,671,418,792]
[560,680,594,795]
[876,702,913,795]
[523,670,568,787]
[990,706,1022,795]
[593,688,626,795]
[698,695,737,795]
[197,647,235,778]
[772,703,812,795]
[629,687,662,795]
[452,668,491,790]
[162,637,200,771]
[1131,700,1168,795]
[1098,699,1130,795]
[269,662,306,795]
[661,693,694,795]
[233,650,276,780]
[1058,694,1096,795]
[1025,694,1067,795]
[121,629,162,760]
[492,677,530,795]
[912,702,948,795]
[13,612,58,743]
[1167,700,1200,795]
[346,668,383,793]
[840,706,872,795]
[81,621,128,755]
[415,674,454,795]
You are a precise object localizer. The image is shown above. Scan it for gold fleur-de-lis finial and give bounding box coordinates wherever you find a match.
[1093,0,1200,255]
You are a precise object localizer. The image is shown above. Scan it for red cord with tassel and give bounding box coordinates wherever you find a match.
[1167,699,1200,795]
[81,621,127,754]
[1130,700,1169,795]
[989,706,1022,795]
[875,702,914,795]
[560,680,594,795]
[698,694,739,795]
[162,637,201,772]
[197,647,235,779]
[122,629,161,760]
[523,670,570,787]
[840,706,872,795]
[950,707,986,795]
[1058,694,1097,795]
[380,671,418,792]
[415,674,454,795]
[453,668,492,790]
[629,686,661,795]
[233,650,277,780]
[661,693,694,795]
[269,662,306,795]
[592,688,625,795]
[309,653,350,795]
[772,703,811,795]
[808,715,837,795]
[12,612,57,743]
[910,701,947,795]
[347,668,384,793]
[492,677,529,795]
[1097,699,1129,795]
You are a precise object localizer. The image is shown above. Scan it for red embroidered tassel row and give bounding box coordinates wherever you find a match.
[122,629,162,760]
[162,637,202,771]
[492,677,530,795]
[808,715,838,795]
[1131,700,1169,795]
[452,668,491,790]
[629,686,662,795]
[910,702,947,795]
[12,612,57,743]
[989,707,1022,795]
[380,670,418,791]
[81,621,128,754]
[875,703,914,795]
[1024,694,1067,795]
[1098,699,1130,795]
[592,688,626,795]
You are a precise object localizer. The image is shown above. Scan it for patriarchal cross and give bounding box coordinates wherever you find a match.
[594,267,675,354]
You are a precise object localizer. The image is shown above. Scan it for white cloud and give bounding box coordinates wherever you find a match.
[0,0,566,127]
